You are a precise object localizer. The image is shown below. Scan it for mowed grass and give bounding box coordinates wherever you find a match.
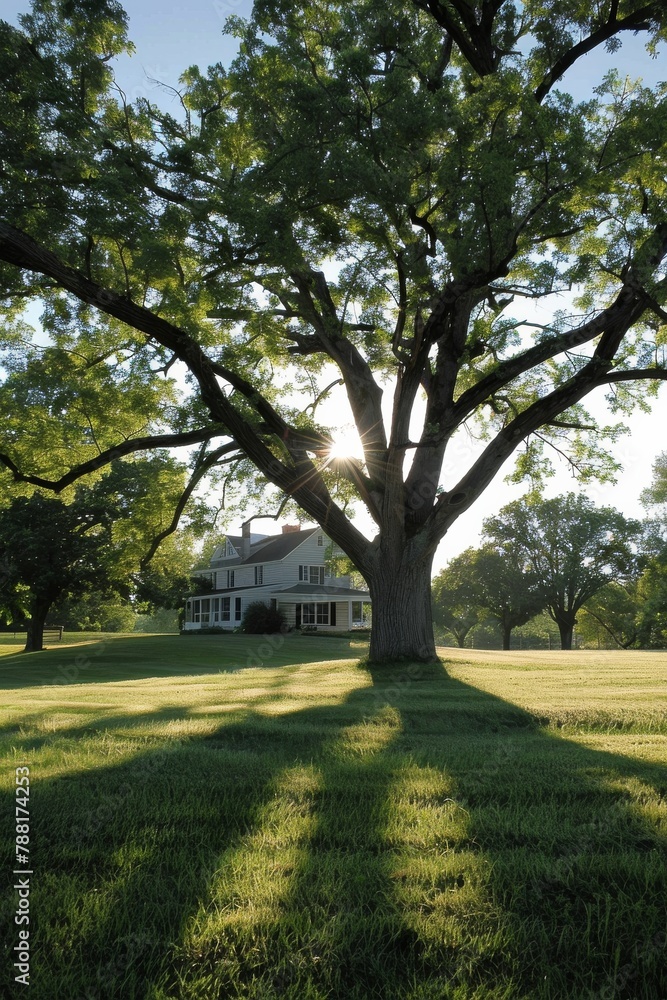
[1,635,667,999]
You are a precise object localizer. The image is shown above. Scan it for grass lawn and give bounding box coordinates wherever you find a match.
[1,633,666,999]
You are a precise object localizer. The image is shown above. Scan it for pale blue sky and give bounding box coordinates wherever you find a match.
[3,0,666,567]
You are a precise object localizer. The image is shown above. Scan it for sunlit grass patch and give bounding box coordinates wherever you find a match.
[1,637,666,998]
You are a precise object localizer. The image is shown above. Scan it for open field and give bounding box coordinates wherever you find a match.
[1,634,667,999]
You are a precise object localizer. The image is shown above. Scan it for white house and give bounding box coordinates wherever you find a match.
[183,522,371,631]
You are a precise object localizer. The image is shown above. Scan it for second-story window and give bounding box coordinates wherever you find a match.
[227,570,235,588]
[299,565,325,585]
[255,565,264,585]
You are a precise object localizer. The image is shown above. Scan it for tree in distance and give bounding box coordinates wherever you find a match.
[2,1,667,662]
[431,548,483,647]
[632,453,667,646]
[0,457,193,651]
[484,493,641,649]
[0,493,116,651]
[467,541,546,650]
[576,580,641,649]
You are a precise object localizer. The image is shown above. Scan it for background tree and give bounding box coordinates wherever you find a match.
[0,493,116,651]
[2,0,667,662]
[0,457,195,650]
[50,589,137,633]
[484,494,641,649]
[575,581,640,648]
[432,549,483,648]
[632,461,667,646]
[471,541,546,650]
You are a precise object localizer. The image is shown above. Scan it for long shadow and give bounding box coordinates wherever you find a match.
[0,633,358,689]
[1,661,666,999]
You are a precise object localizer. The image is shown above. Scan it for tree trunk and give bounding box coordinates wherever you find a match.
[554,613,576,650]
[24,598,51,652]
[367,549,438,664]
[502,623,512,651]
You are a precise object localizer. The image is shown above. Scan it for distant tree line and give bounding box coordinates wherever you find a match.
[432,458,667,650]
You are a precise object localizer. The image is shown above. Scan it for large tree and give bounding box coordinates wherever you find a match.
[1,0,667,662]
[484,493,641,649]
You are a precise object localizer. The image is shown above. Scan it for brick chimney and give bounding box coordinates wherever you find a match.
[281,524,301,534]
[241,520,251,559]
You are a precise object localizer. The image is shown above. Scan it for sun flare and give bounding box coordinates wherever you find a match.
[326,427,364,462]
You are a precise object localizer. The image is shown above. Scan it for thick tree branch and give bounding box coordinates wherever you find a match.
[412,0,500,76]
[0,221,372,565]
[602,367,667,384]
[139,443,239,570]
[425,339,659,545]
[0,427,233,493]
[452,224,667,425]
[289,269,388,476]
[534,2,662,103]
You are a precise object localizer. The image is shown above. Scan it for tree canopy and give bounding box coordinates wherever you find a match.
[0,491,115,650]
[1,0,667,661]
[484,492,641,648]
[465,542,545,649]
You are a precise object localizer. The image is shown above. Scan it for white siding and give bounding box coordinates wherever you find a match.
[261,561,289,586]
[278,602,297,628]
[279,531,328,583]
[335,602,350,630]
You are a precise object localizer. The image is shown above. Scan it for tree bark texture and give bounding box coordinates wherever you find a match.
[24,598,50,653]
[367,549,438,664]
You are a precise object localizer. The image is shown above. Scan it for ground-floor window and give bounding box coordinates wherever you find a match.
[351,601,370,627]
[299,602,335,626]
[191,598,211,624]
[235,597,242,621]
[189,596,233,624]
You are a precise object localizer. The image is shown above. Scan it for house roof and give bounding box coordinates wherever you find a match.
[207,527,321,568]
[274,584,370,598]
[189,582,370,600]
[243,528,320,565]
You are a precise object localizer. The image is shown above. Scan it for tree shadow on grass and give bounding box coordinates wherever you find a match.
[1,661,666,999]
[0,633,358,689]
